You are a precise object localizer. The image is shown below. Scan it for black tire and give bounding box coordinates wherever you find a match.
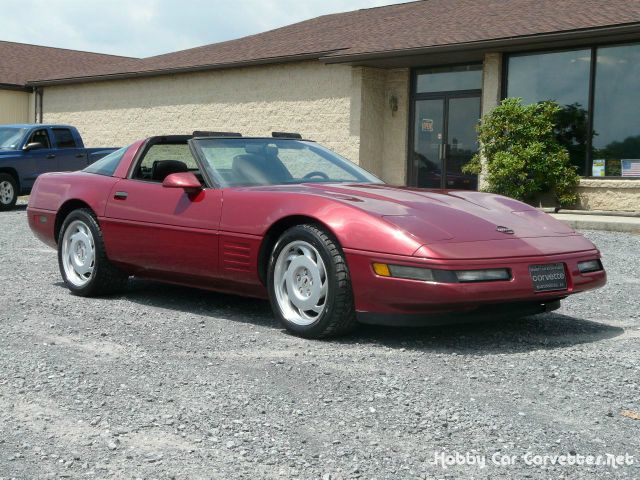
[267,224,357,338]
[0,173,18,211]
[57,208,128,296]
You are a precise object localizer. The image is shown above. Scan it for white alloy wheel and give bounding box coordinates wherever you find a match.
[61,219,96,287]
[273,240,328,326]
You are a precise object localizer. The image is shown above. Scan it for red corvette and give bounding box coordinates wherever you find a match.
[27,133,606,338]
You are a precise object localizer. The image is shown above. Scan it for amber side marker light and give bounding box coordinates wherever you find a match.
[372,263,391,277]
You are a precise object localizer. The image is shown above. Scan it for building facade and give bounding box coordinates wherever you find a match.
[2,1,639,211]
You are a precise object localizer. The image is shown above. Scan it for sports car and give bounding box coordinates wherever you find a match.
[27,132,606,338]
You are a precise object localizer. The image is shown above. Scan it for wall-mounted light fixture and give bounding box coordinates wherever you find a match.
[389,95,398,114]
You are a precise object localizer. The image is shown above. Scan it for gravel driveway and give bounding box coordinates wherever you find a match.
[1,200,638,479]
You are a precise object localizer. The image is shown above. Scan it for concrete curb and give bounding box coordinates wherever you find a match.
[551,213,640,234]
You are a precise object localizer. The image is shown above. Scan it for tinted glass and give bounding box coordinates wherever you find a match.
[84,147,127,176]
[592,43,640,177]
[416,65,482,93]
[52,128,77,148]
[508,49,591,174]
[446,97,480,189]
[193,139,381,187]
[413,99,444,188]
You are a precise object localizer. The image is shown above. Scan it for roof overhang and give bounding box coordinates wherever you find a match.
[26,50,345,87]
[321,23,640,68]
[0,83,33,92]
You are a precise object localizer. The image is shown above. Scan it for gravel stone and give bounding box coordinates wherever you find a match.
[0,200,638,478]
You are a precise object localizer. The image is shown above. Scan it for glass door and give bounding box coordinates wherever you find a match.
[412,94,480,189]
[412,98,445,188]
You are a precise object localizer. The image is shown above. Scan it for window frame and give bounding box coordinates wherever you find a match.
[126,135,212,187]
[503,41,640,180]
[408,62,483,187]
[27,128,52,149]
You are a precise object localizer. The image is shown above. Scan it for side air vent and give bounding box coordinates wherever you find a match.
[222,241,252,272]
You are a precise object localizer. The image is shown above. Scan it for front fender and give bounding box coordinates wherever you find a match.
[221,189,423,256]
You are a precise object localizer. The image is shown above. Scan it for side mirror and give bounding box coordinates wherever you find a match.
[23,142,44,151]
[162,172,202,194]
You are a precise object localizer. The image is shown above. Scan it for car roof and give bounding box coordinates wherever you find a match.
[1,123,74,129]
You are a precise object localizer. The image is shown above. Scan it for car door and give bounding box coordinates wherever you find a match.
[101,139,222,283]
[51,127,87,171]
[20,128,59,190]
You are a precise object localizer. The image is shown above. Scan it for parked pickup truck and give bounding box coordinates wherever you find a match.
[0,124,118,210]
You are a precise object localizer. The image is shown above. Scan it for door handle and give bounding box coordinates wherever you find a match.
[46,153,55,159]
[75,153,85,158]
[114,191,128,200]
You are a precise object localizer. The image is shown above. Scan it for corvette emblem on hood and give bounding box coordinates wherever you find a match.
[496,226,515,235]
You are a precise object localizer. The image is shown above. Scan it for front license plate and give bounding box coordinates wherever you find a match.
[529,263,567,292]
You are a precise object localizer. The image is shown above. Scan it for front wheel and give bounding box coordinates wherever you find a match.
[58,208,128,296]
[0,173,18,211]
[267,224,357,338]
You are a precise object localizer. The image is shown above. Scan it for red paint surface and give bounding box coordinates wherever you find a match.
[27,140,607,317]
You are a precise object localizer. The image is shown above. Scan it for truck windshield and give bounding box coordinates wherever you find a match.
[0,127,27,150]
[191,138,382,187]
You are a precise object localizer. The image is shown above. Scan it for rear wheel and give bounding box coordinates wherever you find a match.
[58,208,128,296]
[267,224,357,338]
[0,173,18,211]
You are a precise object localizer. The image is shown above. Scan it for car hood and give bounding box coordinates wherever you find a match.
[299,183,578,245]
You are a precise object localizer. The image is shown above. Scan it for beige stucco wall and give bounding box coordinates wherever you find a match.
[42,61,360,160]
[577,179,640,212]
[0,89,30,124]
[355,67,409,184]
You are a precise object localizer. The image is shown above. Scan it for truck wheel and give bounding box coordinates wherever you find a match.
[267,224,357,338]
[0,173,18,211]
[58,208,128,296]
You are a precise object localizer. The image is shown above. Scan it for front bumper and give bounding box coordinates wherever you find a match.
[344,247,606,322]
[357,299,561,326]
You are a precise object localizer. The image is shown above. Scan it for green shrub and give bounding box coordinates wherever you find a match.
[463,98,580,207]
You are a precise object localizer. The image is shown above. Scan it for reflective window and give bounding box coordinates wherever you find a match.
[507,49,591,107]
[416,65,482,93]
[507,49,591,175]
[592,43,640,177]
[192,138,381,187]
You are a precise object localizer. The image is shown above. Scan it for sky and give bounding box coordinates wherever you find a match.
[1,0,411,58]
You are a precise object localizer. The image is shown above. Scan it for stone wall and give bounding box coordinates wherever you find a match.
[577,179,640,212]
[42,61,360,161]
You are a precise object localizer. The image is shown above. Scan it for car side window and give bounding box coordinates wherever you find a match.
[52,128,78,148]
[132,143,202,183]
[84,147,127,176]
[27,129,51,149]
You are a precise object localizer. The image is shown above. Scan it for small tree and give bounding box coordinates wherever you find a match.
[463,98,580,207]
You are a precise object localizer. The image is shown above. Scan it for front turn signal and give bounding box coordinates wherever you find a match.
[372,263,391,277]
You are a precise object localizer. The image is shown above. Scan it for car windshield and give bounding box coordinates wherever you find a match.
[192,138,382,187]
[0,127,27,150]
